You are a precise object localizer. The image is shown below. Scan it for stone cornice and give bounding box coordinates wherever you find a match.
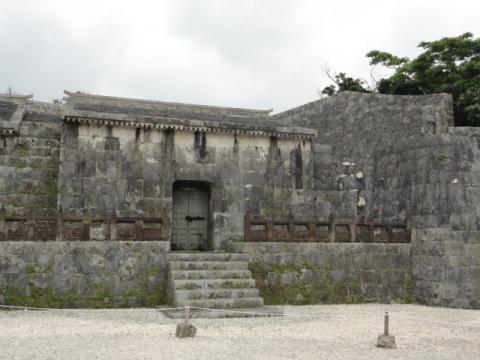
[0,104,27,137]
[63,109,316,139]
[64,90,273,117]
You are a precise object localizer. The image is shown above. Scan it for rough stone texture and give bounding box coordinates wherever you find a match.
[377,335,396,349]
[233,242,413,304]
[412,229,480,309]
[175,321,197,338]
[274,92,457,224]
[59,122,313,249]
[0,96,62,217]
[0,241,169,307]
[2,90,480,309]
[273,92,480,309]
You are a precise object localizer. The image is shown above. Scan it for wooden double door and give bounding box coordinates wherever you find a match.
[172,186,209,251]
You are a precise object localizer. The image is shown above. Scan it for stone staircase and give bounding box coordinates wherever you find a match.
[167,252,264,310]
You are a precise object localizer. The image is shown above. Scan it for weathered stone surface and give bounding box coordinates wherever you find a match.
[175,321,197,338]
[412,229,480,309]
[1,90,480,309]
[0,241,169,307]
[234,242,413,304]
[377,335,396,349]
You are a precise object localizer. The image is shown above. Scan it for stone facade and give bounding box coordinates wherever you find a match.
[0,241,169,307]
[0,96,62,217]
[0,90,479,308]
[412,229,480,309]
[234,242,413,305]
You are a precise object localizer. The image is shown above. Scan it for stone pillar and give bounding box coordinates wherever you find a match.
[348,222,356,242]
[329,215,336,242]
[0,206,5,241]
[81,219,91,241]
[56,206,64,241]
[110,209,117,241]
[243,214,251,241]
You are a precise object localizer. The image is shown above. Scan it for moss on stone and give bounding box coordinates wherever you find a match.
[24,265,36,274]
[436,153,449,163]
[14,162,28,169]
[393,278,415,304]
[3,274,168,309]
[249,261,375,305]
[15,144,30,157]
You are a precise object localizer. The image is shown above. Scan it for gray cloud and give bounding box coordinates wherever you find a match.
[1,0,479,112]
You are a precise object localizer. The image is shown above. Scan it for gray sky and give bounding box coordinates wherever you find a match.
[1,0,479,112]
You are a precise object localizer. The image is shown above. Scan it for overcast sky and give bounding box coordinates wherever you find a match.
[1,0,479,112]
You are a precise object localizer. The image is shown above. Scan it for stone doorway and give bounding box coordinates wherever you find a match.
[171,181,210,251]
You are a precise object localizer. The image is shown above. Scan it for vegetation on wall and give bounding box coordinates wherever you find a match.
[321,33,480,126]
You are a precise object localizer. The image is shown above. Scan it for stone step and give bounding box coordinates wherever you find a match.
[170,269,252,280]
[172,278,257,290]
[169,261,249,271]
[160,306,283,319]
[177,297,264,309]
[168,252,250,262]
[174,288,260,302]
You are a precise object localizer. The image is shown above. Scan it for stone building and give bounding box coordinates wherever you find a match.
[0,90,479,309]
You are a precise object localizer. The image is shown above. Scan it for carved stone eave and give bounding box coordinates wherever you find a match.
[0,103,28,137]
[63,109,316,140]
[0,128,17,136]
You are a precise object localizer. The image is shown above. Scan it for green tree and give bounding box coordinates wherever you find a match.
[322,33,480,126]
[321,72,370,96]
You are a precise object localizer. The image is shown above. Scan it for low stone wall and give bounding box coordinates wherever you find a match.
[0,241,169,308]
[412,229,480,309]
[233,242,413,305]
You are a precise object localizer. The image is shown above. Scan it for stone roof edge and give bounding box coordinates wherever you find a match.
[63,109,316,139]
[0,103,28,136]
[63,90,273,117]
[273,91,453,117]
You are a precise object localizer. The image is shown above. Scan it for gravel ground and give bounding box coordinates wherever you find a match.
[0,304,479,360]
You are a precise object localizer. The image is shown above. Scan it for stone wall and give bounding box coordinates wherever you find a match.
[0,241,169,308]
[59,123,313,249]
[412,229,480,309]
[274,92,456,224]
[0,99,62,217]
[233,242,413,305]
[372,133,480,230]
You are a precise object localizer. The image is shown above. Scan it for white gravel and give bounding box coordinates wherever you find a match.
[1,304,479,360]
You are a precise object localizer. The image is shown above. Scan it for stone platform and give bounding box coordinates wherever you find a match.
[159,306,283,319]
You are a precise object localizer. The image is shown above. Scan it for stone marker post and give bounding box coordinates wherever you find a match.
[0,206,5,241]
[175,306,197,338]
[377,312,396,349]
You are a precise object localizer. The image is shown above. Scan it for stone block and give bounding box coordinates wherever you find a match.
[377,335,396,349]
[176,322,197,338]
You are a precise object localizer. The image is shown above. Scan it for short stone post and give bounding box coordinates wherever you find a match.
[308,222,316,242]
[328,215,336,242]
[348,222,356,242]
[405,218,412,243]
[367,218,375,243]
[135,220,144,241]
[287,221,295,242]
[266,222,273,241]
[0,206,5,241]
[110,209,117,241]
[386,225,393,243]
[81,219,91,241]
[26,219,35,241]
[175,306,197,338]
[377,312,396,349]
[56,206,64,241]
[244,214,251,241]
